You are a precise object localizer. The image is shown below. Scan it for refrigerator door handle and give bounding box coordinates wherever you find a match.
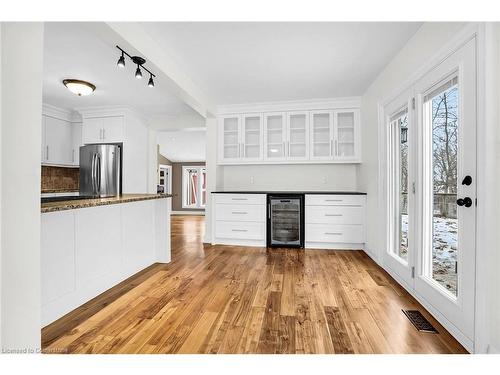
[96,153,101,192]
[91,153,97,195]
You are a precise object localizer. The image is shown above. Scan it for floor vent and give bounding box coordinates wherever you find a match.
[402,310,438,333]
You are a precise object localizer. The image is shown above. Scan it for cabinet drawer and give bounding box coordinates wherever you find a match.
[305,194,365,206]
[214,194,266,205]
[305,206,364,225]
[306,224,364,243]
[215,204,265,222]
[215,221,265,240]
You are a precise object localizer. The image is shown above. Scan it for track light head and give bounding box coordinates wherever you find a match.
[117,53,125,68]
[148,75,155,88]
[135,65,142,79]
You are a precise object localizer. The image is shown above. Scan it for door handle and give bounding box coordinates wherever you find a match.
[457,197,472,207]
[462,175,472,185]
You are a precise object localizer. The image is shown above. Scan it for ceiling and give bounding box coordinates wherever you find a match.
[157,129,206,162]
[140,22,423,104]
[42,22,197,117]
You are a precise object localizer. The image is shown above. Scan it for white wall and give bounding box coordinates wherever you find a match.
[157,129,206,162]
[222,164,357,191]
[357,22,466,261]
[1,22,44,352]
[122,112,149,194]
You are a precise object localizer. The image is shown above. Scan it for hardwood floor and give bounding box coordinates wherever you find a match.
[42,215,467,354]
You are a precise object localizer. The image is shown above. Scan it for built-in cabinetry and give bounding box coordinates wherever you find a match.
[217,100,360,164]
[41,104,83,167]
[304,194,365,249]
[211,192,366,250]
[82,116,124,144]
[212,193,267,247]
[41,197,171,326]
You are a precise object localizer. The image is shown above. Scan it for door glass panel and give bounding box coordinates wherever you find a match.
[288,114,307,158]
[389,109,409,261]
[266,115,284,158]
[337,112,355,157]
[425,77,459,296]
[223,117,239,159]
[183,166,206,209]
[244,116,261,159]
[312,113,331,157]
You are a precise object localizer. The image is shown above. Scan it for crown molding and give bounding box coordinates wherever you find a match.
[42,103,82,122]
[75,105,150,123]
[216,96,362,115]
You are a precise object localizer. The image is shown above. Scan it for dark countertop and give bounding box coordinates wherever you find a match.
[41,193,172,213]
[211,191,366,195]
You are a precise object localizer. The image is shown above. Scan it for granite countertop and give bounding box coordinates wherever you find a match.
[41,193,172,213]
[211,191,367,195]
[41,189,79,194]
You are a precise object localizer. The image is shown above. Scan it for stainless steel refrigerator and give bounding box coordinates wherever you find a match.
[79,144,121,197]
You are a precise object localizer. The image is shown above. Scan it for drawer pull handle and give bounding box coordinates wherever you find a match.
[325,232,342,235]
[232,229,248,232]
[325,214,343,217]
[325,199,343,202]
[231,198,248,201]
[232,211,248,215]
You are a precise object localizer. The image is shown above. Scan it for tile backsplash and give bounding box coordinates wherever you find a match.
[41,166,79,193]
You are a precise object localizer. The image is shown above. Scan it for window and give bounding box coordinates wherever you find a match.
[182,166,206,209]
[389,107,409,262]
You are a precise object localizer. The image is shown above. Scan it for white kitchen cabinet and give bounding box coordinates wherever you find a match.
[242,114,263,161]
[82,116,124,144]
[309,110,334,161]
[43,115,74,166]
[219,115,241,162]
[217,101,361,164]
[264,112,286,161]
[305,194,366,250]
[333,109,360,161]
[41,211,76,304]
[218,114,263,162]
[286,111,309,160]
[212,193,266,246]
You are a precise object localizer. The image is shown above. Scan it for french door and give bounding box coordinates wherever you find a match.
[385,38,476,345]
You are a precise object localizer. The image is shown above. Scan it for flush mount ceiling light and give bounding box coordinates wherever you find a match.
[62,79,96,96]
[116,45,156,88]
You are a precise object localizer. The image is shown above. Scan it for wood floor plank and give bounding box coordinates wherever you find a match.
[42,215,467,354]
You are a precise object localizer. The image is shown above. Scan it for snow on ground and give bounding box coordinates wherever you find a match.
[400,214,457,295]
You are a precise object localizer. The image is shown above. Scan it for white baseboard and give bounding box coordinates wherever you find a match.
[171,210,205,215]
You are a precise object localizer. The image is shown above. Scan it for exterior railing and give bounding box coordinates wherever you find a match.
[401,192,457,219]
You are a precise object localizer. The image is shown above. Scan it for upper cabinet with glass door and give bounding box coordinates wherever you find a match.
[333,109,360,161]
[264,112,286,161]
[218,103,361,164]
[219,115,241,162]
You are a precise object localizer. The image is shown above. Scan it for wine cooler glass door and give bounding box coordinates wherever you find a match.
[270,198,301,246]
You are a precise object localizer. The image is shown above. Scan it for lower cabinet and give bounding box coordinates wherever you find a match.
[305,194,366,249]
[212,194,266,246]
[211,193,366,250]
[41,198,171,326]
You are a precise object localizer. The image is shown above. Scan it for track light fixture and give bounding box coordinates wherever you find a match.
[116,45,156,87]
[117,52,125,68]
[135,65,142,79]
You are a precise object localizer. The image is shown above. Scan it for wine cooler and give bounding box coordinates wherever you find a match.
[267,194,304,248]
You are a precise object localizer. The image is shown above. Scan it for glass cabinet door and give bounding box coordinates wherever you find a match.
[264,113,286,160]
[310,111,333,160]
[334,110,358,160]
[222,116,241,160]
[242,114,263,160]
[286,112,309,160]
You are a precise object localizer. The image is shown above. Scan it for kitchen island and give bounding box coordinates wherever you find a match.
[41,193,172,326]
